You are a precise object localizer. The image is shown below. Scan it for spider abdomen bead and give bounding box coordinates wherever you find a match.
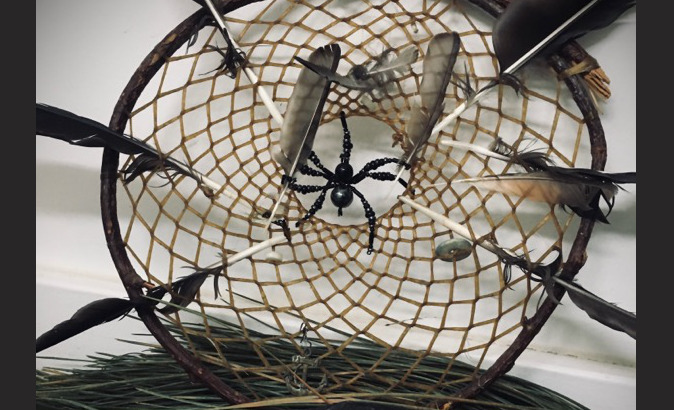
[331,186,354,209]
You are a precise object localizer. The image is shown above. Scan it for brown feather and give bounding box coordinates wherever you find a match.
[457,171,623,222]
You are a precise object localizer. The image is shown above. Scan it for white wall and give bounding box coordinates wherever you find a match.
[36,1,636,408]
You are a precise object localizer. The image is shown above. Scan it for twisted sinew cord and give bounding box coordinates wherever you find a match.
[203,0,284,127]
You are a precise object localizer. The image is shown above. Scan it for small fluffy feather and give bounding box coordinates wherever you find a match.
[489,138,555,171]
[296,45,419,92]
[368,46,420,76]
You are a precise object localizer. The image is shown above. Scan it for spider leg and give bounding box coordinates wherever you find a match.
[282,159,331,187]
[295,183,335,227]
[352,157,409,181]
[349,186,377,254]
[352,157,412,192]
[297,163,329,179]
[338,111,353,165]
[367,171,414,194]
[286,180,332,195]
[306,152,334,178]
[361,171,410,188]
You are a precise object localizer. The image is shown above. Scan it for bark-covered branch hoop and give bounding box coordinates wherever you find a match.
[100,0,609,406]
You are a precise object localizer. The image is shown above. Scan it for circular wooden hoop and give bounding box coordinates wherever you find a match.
[99,0,606,405]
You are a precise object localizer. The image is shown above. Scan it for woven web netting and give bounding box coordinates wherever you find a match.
[113,0,594,401]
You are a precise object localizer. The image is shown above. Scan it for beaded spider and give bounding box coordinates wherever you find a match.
[283,111,411,254]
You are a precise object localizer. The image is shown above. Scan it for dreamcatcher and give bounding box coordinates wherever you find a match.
[36,0,636,408]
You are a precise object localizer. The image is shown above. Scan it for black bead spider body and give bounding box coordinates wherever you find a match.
[283,111,411,254]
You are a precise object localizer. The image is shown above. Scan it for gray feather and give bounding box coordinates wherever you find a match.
[530,249,636,339]
[419,33,460,115]
[272,44,341,175]
[402,32,460,165]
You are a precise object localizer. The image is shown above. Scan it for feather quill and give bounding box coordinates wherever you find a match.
[456,170,635,222]
[395,32,460,179]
